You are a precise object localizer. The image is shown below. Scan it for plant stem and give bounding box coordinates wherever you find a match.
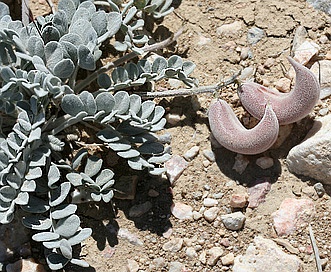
[137,70,241,98]
[74,28,183,93]
[45,0,56,13]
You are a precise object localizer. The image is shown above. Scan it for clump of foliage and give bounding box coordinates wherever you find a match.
[0,0,196,269]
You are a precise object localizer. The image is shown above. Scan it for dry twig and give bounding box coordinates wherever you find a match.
[309,224,323,272]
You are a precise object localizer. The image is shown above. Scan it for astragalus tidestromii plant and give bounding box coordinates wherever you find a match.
[0,0,196,269]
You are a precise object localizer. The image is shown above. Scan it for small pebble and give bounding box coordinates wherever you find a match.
[230,193,248,208]
[185,247,198,258]
[203,160,211,167]
[203,198,218,207]
[171,202,193,220]
[162,238,183,252]
[313,182,325,197]
[204,207,220,223]
[247,26,265,44]
[207,247,224,266]
[148,189,159,197]
[165,155,188,185]
[129,201,152,218]
[203,150,216,162]
[221,252,235,266]
[166,113,181,125]
[319,108,329,116]
[274,78,291,93]
[239,66,255,80]
[221,212,246,230]
[255,156,274,169]
[264,57,275,69]
[168,261,185,272]
[126,259,139,272]
[158,133,172,144]
[193,211,203,221]
[232,154,249,174]
[184,146,200,161]
[213,192,224,199]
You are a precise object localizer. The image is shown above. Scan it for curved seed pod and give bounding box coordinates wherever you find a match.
[238,57,320,125]
[208,99,279,155]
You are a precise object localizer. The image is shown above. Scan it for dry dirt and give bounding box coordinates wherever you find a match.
[26,0,331,271]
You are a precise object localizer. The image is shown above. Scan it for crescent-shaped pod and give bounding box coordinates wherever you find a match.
[237,57,320,125]
[208,99,279,155]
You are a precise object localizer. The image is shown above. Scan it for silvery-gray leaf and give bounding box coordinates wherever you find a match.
[51,204,77,220]
[46,135,65,151]
[182,61,196,76]
[0,66,15,82]
[139,100,155,120]
[97,128,122,143]
[0,186,16,202]
[71,148,88,170]
[21,195,50,213]
[59,33,83,47]
[46,253,69,271]
[128,94,141,115]
[32,56,50,73]
[164,68,177,77]
[53,59,75,78]
[66,173,82,187]
[97,12,121,43]
[0,202,11,212]
[32,232,60,242]
[95,92,115,114]
[128,133,158,144]
[91,10,107,37]
[58,0,76,22]
[144,3,158,13]
[101,190,114,202]
[79,91,96,115]
[6,173,22,189]
[159,0,172,13]
[130,18,144,31]
[150,106,165,124]
[107,140,131,151]
[32,112,46,129]
[60,239,72,259]
[42,25,61,43]
[112,66,129,84]
[137,59,152,74]
[70,258,89,268]
[25,167,42,180]
[152,56,167,74]
[48,164,60,188]
[113,91,130,114]
[96,169,114,187]
[78,44,95,70]
[53,10,68,36]
[90,192,101,201]
[28,127,41,143]
[151,118,166,131]
[154,7,174,19]
[22,215,52,230]
[45,41,64,71]
[21,180,36,192]
[27,35,45,58]
[29,151,46,167]
[79,1,96,14]
[168,55,183,69]
[132,34,148,44]
[148,153,171,164]
[0,151,8,171]
[124,63,139,81]
[117,149,140,159]
[43,239,61,249]
[0,2,9,18]
[50,182,71,207]
[127,156,147,170]
[131,46,144,55]
[97,73,112,89]
[138,142,164,155]
[55,214,80,238]
[148,167,166,175]
[1,141,15,159]
[84,156,102,177]
[113,41,128,52]
[67,228,92,245]
[61,94,85,116]
[72,7,91,23]
[60,41,78,62]
[14,192,29,205]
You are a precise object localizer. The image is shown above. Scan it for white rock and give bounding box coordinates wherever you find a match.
[202,149,216,162]
[193,211,203,221]
[162,238,183,252]
[169,261,185,272]
[126,259,139,272]
[221,212,246,230]
[233,236,303,272]
[286,115,331,184]
[217,21,242,37]
[6,259,46,272]
[232,154,250,174]
[203,198,218,207]
[207,247,224,266]
[274,77,291,93]
[185,247,198,258]
[203,207,220,222]
[221,252,235,266]
[171,202,193,220]
[166,113,181,125]
[294,40,320,65]
[256,156,274,169]
[239,66,255,81]
[184,146,200,161]
[165,155,188,185]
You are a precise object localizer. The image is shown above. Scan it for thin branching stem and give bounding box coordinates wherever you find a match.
[137,70,241,98]
[309,224,323,272]
[45,0,56,13]
[74,28,183,93]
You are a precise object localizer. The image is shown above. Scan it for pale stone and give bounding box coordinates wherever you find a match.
[128,201,152,218]
[221,212,246,230]
[232,154,249,174]
[274,77,291,93]
[171,202,193,220]
[165,155,188,185]
[239,67,255,81]
[162,238,183,252]
[6,258,46,272]
[203,198,218,207]
[221,252,235,266]
[247,26,265,44]
[118,228,143,246]
[273,123,293,148]
[166,113,181,125]
[217,21,242,37]
[203,207,220,223]
[233,236,303,272]
[286,115,331,184]
[272,198,315,236]
[256,156,274,169]
[126,259,139,272]
[184,146,200,161]
[199,250,207,264]
[248,178,271,208]
[202,149,215,162]
[169,261,185,272]
[230,193,248,208]
[207,247,224,266]
[293,40,319,65]
[311,60,331,87]
[192,211,203,221]
[185,247,198,258]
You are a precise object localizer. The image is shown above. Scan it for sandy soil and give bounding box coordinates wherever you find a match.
[25,0,331,271]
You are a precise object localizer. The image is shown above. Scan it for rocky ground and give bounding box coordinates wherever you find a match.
[2,0,331,272]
